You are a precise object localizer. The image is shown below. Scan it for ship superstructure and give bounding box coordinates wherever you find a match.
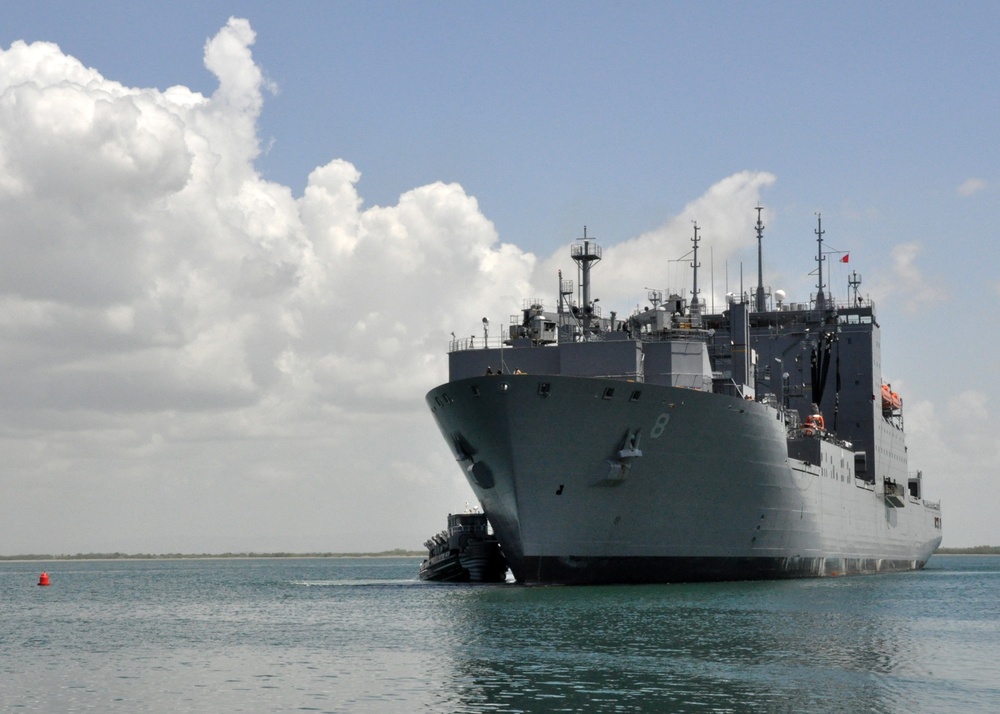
[426,211,942,584]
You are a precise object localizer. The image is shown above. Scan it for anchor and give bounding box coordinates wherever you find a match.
[601,428,643,484]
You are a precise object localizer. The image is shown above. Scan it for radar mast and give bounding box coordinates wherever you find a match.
[570,226,602,333]
[755,205,766,312]
[814,213,827,311]
[689,222,702,327]
[849,270,862,307]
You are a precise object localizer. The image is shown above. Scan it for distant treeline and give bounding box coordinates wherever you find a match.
[0,549,423,561]
[936,546,1000,555]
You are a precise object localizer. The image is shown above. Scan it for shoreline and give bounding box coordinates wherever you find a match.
[3,548,997,562]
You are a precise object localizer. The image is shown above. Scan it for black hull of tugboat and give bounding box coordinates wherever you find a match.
[418,553,468,582]
[419,542,508,583]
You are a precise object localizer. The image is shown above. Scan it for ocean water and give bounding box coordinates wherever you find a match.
[1,555,997,713]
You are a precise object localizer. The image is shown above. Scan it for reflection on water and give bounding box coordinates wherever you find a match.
[432,559,1000,713]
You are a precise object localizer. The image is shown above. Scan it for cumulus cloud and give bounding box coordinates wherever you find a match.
[0,20,537,553]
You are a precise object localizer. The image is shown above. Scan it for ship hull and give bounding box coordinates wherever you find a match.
[427,374,942,585]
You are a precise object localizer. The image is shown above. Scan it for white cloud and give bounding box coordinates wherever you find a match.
[905,390,1000,546]
[865,242,946,314]
[957,177,986,196]
[0,20,534,553]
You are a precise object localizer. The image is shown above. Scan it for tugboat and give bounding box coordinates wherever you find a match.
[419,508,508,582]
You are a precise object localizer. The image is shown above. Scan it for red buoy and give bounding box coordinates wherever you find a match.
[38,572,50,586]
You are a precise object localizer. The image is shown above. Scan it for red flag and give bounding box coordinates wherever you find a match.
[841,253,849,263]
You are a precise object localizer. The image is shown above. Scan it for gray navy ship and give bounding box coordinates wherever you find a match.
[426,207,942,585]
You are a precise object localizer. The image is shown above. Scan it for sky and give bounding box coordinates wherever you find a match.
[1,1,997,554]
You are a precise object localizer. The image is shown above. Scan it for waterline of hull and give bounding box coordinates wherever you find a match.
[523,554,930,585]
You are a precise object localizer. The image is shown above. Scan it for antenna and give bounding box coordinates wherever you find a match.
[848,270,863,307]
[690,222,701,307]
[814,213,826,310]
[689,222,702,327]
[755,205,766,312]
[711,246,715,314]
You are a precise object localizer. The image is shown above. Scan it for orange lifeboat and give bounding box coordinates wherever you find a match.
[881,384,902,411]
[801,412,825,437]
